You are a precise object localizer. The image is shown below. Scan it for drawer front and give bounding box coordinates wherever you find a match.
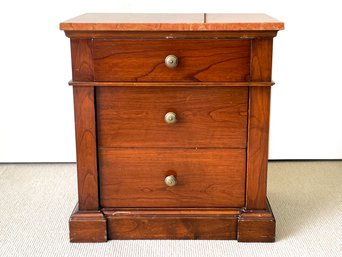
[96,87,248,148]
[99,148,246,208]
[93,39,250,82]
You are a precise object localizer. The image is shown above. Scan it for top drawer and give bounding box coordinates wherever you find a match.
[93,39,250,82]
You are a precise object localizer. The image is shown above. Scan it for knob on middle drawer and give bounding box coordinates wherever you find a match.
[164,112,177,124]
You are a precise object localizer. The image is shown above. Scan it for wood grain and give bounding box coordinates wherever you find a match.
[73,87,99,210]
[102,207,241,216]
[70,39,94,81]
[93,39,250,82]
[98,148,246,208]
[246,38,273,210]
[105,209,237,240]
[250,38,273,83]
[69,204,107,242]
[96,86,248,148]
[71,38,99,210]
[237,199,275,242]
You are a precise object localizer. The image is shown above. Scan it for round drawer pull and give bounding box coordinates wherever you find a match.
[164,112,177,124]
[164,175,177,187]
[165,55,178,68]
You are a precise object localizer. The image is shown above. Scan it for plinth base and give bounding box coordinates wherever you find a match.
[69,199,275,242]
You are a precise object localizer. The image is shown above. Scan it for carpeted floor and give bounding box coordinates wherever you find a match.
[0,162,341,257]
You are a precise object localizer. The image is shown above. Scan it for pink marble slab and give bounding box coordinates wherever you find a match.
[60,13,284,31]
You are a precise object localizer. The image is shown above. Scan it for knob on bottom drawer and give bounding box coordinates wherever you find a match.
[164,175,177,187]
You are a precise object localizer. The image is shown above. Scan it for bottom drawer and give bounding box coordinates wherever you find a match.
[99,148,246,208]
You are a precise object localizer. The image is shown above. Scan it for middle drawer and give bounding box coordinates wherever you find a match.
[96,86,248,148]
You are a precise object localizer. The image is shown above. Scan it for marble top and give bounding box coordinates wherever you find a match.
[60,13,284,31]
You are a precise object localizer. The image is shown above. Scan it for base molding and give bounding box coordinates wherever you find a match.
[69,204,107,242]
[69,200,275,242]
[103,208,239,240]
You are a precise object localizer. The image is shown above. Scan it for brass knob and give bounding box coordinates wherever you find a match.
[165,55,178,68]
[164,112,177,124]
[164,175,177,187]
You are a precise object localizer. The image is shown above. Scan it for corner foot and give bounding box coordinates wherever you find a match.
[69,203,107,242]
[237,199,276,242]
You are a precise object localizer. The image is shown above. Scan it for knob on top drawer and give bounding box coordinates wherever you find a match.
[93,39,250,82]
[165,55,178,68]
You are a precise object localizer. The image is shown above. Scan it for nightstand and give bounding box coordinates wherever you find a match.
[60,13,284,242]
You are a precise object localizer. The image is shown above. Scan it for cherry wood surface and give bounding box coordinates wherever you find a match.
[60,13,284,31]
[71,39,94,81]
[71,38,99,211]
[107,215,237,240]
[73,86,99,211]
[93,39,250,82]
[237,200,276,242]
[98,148,246,208]
[69,198,275,242]
[246,39,273,210]
[96,86,248,148]
[69,204,107,242]
[102,207,241,216]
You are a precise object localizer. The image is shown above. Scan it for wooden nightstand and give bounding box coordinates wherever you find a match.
[60,13,284,242]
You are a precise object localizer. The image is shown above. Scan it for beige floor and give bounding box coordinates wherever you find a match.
[0,162,341,257]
